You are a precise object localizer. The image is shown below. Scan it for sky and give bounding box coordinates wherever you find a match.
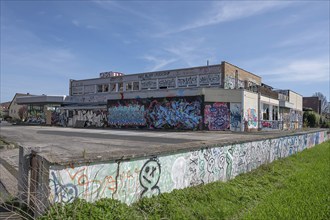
[1,0,329,103]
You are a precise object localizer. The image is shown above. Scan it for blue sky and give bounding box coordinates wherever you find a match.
[1,1,329,102]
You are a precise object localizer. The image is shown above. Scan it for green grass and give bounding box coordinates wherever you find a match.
[41,140,330,220]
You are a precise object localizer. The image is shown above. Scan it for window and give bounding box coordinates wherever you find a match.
[133,82,140,91]
[125,82,133,91]
[97,84,109,93]
[97,85,103,93]
[118,82,123,92]
[263,104,269,120]
[103,84,109,92]
[273,106,278,120]
[110,83,116,92]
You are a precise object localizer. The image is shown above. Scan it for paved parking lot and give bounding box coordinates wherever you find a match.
[0,125,313,164]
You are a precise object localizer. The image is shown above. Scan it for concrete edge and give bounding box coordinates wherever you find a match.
[39,128,329,167]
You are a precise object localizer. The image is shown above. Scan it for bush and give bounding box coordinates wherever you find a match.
[303,111,322,128]
[320,119,330,128]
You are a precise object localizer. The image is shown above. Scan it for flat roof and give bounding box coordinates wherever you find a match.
[16,95,65,104]
[71,63,222,82]
[0,126,325,166]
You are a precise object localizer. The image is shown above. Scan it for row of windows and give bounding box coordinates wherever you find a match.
[96,82,140,93]
[72,81,220,95]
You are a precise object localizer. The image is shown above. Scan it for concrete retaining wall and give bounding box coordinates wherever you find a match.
[48,130,328,206]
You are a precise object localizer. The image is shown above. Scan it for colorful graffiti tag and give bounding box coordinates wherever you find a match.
[246,108,257,129]
[204,102,230,130]
[49,131,328,205]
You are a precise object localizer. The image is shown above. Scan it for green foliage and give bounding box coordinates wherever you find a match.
[320,117,330,128]
[41,141,330,220]
[40,198,138,220]
[303,111,322,127]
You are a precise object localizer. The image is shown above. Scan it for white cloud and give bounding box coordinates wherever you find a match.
[142,55,177,72]
[72,19,80,27]
[161,1,290,35]
[93,0,155,22]
[142,37,216,71]
[274,30,328,48]
[261,58,329,83]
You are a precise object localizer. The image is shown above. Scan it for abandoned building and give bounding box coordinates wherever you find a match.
[17,61,303,131]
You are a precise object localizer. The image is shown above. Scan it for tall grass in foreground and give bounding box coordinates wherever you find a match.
[40,140,330,220]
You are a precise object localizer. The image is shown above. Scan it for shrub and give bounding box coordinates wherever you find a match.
[303,111,322,127]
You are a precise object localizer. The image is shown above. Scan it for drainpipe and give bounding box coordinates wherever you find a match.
[241,90,244,132]
[258,90,261,131]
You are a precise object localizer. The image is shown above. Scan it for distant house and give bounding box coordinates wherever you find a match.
[0,101,10,119]
[8,93,32,120]
[303,97,321,114]
[16,95,64,124]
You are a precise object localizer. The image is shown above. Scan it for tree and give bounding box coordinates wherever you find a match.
[313,92,329,115]
[18,105,28,121]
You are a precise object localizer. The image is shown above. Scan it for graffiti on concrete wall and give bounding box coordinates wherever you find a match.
[49,130,328,205]
[230,103,241,131]
[50,171,77,203]
[52,112,68,127]
[281,110,303,130]
[74,109,107,127]
[108,104,146,126]
[158,78,176,88]
[139,158,161,198]
[261,120,280,130]
[224,76,235,89]
[199,73,221,85]
[204,102,230,130]
[26,110,45,124]
[141,80,157,90]
[148,98,202,129]
[177,76,198,87]
[245,108,257,129]
[108,96,203,130]
[290,110,303,129]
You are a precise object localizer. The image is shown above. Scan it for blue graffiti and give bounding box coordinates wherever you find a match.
[51,171,78,203]
[108,105,146,126]
[148,99,202,129]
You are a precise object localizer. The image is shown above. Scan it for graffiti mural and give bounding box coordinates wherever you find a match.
[49,131,328,206]
[224,76,235,89]
[52,111,68,127]
[199,73,220,85]
[26,110,45,124]
[281,110,303,130]
[204,102,230,130]
[108,96,203,130]
[177,76,198,87]
[230,103,241,131]
[108,104,146,127]
[72,109,107,128]
[245,108,258,129]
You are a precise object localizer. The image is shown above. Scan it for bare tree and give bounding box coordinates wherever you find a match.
[313,92,329,115]
[18,106,28,121]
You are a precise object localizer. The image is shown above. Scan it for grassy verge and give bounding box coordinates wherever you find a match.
[41,140,330,220]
